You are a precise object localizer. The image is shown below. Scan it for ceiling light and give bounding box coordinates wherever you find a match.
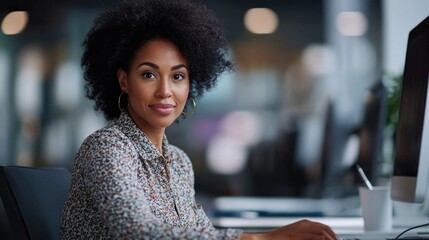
[2,11,29,35]
[244,8,278,34]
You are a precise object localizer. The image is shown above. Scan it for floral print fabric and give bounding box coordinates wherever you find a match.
[60,111,242,239]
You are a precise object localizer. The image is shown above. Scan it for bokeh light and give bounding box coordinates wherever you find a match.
[1,11,29,35]
[244,8,278,34]
[336,11,367,36]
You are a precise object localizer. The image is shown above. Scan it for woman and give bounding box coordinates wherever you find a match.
[60,0,338,239]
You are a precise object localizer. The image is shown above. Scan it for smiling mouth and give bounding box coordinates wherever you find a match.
[149,104,175,115]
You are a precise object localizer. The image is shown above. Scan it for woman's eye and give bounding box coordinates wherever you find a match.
[173,74,185,80]
[143,72,155,79]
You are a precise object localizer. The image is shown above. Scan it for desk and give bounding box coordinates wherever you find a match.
[212,196,361,216]
[212,216,429,234]
[212,216,363,233]
[210,196,429,236]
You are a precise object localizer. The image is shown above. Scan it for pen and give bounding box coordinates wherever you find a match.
[356,164,373,190]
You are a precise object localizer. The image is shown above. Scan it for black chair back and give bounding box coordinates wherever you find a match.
[0,166,71,240]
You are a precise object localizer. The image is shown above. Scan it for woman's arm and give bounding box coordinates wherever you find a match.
[241,219,338,240]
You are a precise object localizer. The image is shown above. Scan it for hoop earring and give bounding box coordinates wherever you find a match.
[182,98,196,117]
[118,92,126,112]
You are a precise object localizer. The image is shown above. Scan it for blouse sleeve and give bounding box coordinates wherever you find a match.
[80,131,243,239]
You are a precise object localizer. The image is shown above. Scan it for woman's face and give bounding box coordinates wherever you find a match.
[118,38,190,134]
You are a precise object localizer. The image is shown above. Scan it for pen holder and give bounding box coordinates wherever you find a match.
[359,186,393,232]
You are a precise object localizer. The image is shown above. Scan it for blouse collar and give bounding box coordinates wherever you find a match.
[116,111,171,160]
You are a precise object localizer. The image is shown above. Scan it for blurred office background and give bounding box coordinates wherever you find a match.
[0,0,428,199]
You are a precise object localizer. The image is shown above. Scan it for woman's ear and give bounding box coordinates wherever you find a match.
[117,68,128,92]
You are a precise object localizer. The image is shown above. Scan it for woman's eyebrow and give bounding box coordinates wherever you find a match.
[137,62,159,69]
[172,64,188,71]
[136,62,188,71]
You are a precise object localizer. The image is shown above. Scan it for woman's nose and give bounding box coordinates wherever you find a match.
[155,78,172,98]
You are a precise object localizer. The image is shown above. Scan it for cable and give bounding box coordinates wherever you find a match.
[394,222,429,239]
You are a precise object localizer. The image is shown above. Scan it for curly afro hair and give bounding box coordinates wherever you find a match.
[81,0,233,120]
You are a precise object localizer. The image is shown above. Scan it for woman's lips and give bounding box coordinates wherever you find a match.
[149,104,175,115]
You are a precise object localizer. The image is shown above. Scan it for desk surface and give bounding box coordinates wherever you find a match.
[212,216,429,233]
[210,196,429,235]
[213,196,361,217]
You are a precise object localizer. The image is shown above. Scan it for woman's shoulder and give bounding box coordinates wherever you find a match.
[168,144,188,160]
[168,144,185,154]
[168,144,194,171]
[78,123,135,156]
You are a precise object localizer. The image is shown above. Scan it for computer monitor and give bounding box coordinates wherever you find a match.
[391,15,429,203]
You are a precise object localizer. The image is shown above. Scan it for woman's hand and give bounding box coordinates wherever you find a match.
[241,219,338,240]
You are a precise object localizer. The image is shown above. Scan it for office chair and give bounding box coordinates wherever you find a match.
[0,166,71,240]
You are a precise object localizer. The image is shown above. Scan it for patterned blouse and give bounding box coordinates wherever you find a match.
[60,111,242,239]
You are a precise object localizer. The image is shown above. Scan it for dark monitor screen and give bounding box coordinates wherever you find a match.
[391,15,429,203]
